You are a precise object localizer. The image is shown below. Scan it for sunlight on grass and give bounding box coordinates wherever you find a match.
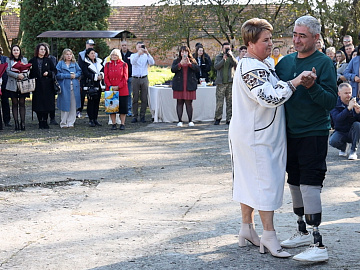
[148,66,173,86]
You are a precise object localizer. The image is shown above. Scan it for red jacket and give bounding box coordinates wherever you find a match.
[104,60,128,96]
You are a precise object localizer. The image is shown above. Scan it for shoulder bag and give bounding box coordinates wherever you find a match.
[17,73,35,94]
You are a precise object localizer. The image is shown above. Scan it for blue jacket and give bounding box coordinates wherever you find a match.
[344,56,360,97]
[56,61,82,112]
[330,97,360,132]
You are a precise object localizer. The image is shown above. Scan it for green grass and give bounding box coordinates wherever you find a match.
[148,66,173,86]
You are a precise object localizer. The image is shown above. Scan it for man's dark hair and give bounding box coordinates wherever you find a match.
[222,42,230,47]
[239,45,247,50]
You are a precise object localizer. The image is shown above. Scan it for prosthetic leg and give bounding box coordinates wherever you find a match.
[281,185,312,248]
[293,185,328,262]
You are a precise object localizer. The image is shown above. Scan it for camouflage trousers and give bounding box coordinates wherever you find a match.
[215,82,232,122]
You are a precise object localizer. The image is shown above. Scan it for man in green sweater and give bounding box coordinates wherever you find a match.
[276,16,337,262]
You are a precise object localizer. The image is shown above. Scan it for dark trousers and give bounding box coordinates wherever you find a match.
[1,92,11,124]
[329,122,360,152]
[87,93,101,121]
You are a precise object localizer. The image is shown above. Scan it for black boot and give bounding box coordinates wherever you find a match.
[15,120,20,131]
[94,119,102,126]
[20,121,25,131]
[43,121,50,129]
[39,121,44,129]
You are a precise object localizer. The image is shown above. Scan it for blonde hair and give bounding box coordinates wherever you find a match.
[59,48,76,62]
[110,49,122,60]
[241,18,273,46]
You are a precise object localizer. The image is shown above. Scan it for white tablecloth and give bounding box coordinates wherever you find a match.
[148,85,226,123]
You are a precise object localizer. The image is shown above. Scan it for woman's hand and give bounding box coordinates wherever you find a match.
[70,73,75,79]
[97,74,103,81]
[112,86,119,91]
[43,71,48,77]
[18,73,24,80]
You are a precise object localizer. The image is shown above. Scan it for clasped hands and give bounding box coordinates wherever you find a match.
[298,67,317,89]
[348,97,360,114]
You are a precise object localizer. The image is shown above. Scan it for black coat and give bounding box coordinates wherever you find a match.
[171,59,200,91]
[29,57,56,113]
[194,56,211,83]
[121,50,133,77]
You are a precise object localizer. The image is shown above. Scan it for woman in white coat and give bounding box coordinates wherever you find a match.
[229,18,315,258]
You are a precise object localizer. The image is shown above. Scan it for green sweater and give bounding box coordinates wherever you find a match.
[276,50,337,138]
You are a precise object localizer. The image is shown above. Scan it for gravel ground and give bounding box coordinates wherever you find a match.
[0,107,359,270]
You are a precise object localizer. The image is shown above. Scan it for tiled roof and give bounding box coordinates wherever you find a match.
[2,5,294,42]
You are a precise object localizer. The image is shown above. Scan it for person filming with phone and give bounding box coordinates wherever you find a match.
[214,42,238,125]
[130,41,155,123]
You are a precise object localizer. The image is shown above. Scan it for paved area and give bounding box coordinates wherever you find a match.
[0,122,359,270]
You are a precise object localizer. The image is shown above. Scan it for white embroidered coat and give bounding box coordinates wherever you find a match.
[229,57,293,211]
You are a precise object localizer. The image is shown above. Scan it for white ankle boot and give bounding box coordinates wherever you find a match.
[260,230,291,258]
[238,223,260,247]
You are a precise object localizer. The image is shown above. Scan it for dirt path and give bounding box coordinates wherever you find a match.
[0,120,359,269]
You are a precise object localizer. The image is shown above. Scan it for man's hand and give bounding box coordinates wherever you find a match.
[300,67,317,89]
[354,102,360,114]
[348,98,357,111]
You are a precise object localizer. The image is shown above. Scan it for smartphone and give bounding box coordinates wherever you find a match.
[141,44,146,49]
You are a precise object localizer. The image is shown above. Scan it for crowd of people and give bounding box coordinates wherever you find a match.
[0,39,155,131]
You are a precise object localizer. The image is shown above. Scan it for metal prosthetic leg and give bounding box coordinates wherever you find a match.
[294,207,308,234]
[305,213,324,247]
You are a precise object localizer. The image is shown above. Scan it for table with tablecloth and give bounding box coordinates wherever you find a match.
[148,85,226,123]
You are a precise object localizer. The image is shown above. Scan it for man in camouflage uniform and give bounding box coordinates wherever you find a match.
[214,42,238,125]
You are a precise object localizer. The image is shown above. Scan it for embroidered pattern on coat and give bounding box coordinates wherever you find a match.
[242,69,268,90]
[258,88,286,105]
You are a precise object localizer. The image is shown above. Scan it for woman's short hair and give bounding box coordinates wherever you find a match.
[110,49,122,60]
[59,48,76,62]
[295,16,321,36]
[241,18,273,46]
[34,43,49,57]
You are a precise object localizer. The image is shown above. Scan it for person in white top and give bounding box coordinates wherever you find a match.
[229,18,314,259]
[130,42,155,123]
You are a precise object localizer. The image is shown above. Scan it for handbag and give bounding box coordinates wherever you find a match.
[53,73,61,94]
[84,86,99,97]
[17,74,35,94]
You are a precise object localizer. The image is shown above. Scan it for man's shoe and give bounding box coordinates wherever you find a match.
[119,124,125,130]
[127,111,133,117]
[50,119,58,125]
[214,119,220,125]
[76,111,82,118]
[226,120,230,125]
[339,150,347,156]
[4,122,11,127]
[131,118,138,123]
[140,117,146,123]
[89,120,96,127]
[348,151,358,160]
[94,120,102,126]
[292,243,329,262]
[280,231,312,248]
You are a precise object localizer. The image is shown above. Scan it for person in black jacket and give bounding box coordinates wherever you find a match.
[0,46,10,128]
[29,43,57,129]
[193,45,211,83]
[171,45,200,127]
[329,83,360,160]
[80,48,104,127]
[121,41,134,116]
